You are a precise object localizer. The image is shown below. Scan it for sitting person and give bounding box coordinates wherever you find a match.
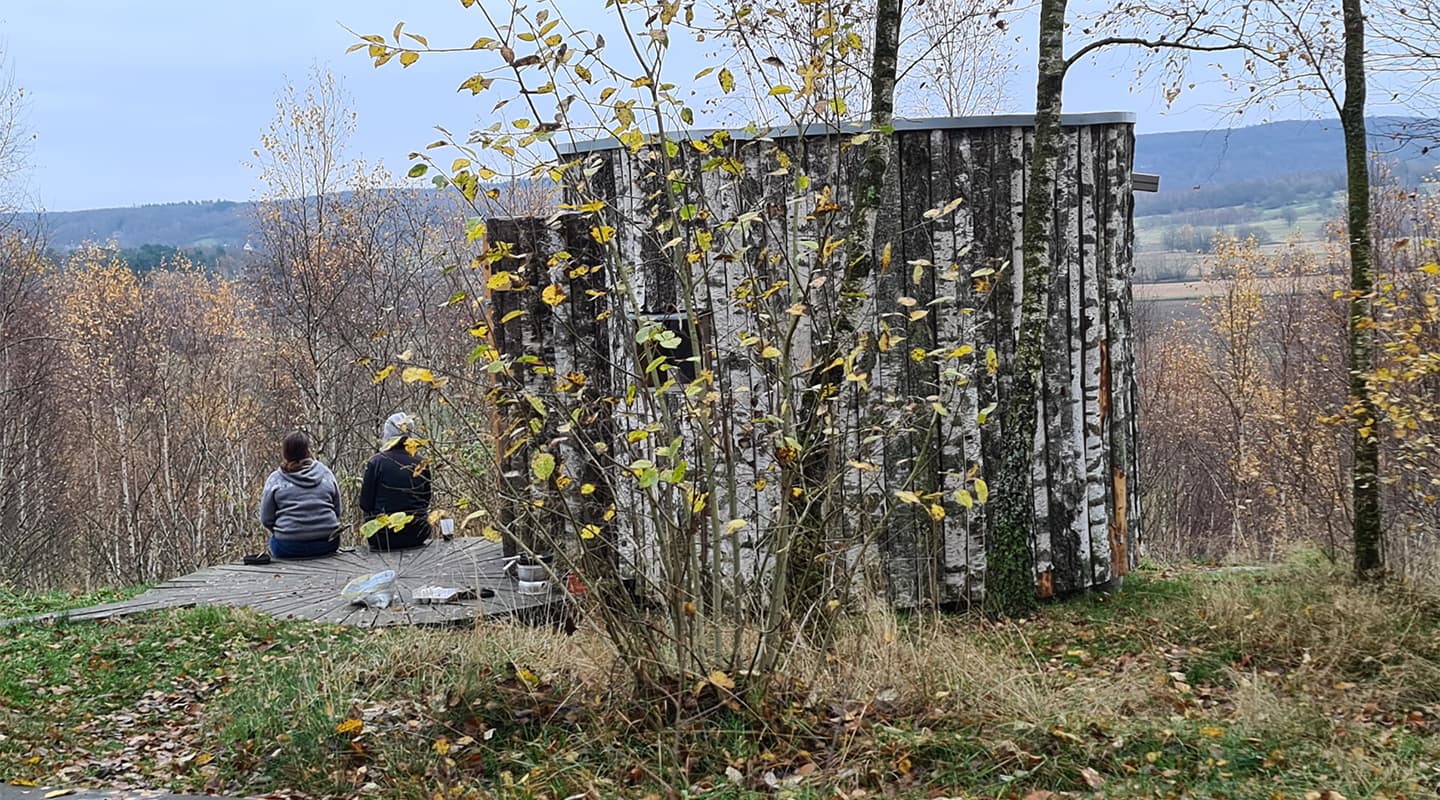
[359,412,433,551]
[259,431,342,559]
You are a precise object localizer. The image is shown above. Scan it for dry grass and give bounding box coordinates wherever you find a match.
[4,554,1438,799]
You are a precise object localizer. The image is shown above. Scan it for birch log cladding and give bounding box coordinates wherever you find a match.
[485,114,1141,607]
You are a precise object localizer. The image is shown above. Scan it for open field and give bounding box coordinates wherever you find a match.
[2,553,1437,800]
[1133,197,1341,282]
[1133,273,1344,303]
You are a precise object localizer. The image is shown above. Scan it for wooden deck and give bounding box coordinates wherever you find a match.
[3,539,559,628]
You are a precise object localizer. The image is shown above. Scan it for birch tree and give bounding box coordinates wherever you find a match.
[1339,0,1381,580]
[988,2,1249,614]
[985,0,1063,616]
[715,0,1015,124]
[1089,0,1390,580]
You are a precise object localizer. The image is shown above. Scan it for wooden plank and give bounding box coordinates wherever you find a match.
[935,128,974,604]
[0,539,546,628]
[1078,125,1113,587]
[1048,126,1090,595]
[874,130,919,606]
[891,129,939,603]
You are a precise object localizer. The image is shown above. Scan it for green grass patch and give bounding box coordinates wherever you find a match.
[1,557,1437,799]
[0,585,145,618]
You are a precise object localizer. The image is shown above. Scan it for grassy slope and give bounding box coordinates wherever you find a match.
[2,554,1437,799]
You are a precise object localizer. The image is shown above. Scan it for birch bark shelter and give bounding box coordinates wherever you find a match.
[486,114,1142,607]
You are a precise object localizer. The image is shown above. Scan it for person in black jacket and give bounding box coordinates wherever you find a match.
[359,412,432,550]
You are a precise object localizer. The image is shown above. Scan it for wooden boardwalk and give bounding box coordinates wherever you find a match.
[3,539,558,628]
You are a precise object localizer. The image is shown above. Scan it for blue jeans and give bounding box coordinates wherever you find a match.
[269,535,339,559]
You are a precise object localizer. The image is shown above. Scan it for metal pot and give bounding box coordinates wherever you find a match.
[515,563,548,582]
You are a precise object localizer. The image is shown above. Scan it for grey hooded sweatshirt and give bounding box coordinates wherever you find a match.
[259,459,342,542]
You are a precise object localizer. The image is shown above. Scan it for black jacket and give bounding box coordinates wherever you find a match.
[359,442,432,526]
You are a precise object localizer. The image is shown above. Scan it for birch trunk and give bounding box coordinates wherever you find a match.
[986,0,1067,615]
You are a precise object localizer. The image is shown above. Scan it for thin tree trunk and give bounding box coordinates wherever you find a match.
[780,0,903,623]
[987,0,1067,615]
[1342,0,1382,581]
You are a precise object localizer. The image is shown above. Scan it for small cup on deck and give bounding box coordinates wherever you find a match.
[439,518,455,541]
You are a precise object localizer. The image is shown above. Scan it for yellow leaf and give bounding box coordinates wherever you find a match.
[580,523,601,540]
[974,479,989,504]
[43,791,75,799]
[373,364,395,384]
[768,84,793,96]
[956,489,974,508]
[480,525,502,543]
[336,718,364,735]
[590,225,616,243]
[487,271,515,290]
[618,128,645,152]
[895,490,921,505]
[542,283,567,306]
[724,519,748,535]
[531,451,556,481]
[986,347,999,374]
[401,366,435,384]
[399,51,419,67]
[927,503,946,521]
[1199,726,1225,738]
[718,67,735,94]
[760,345,782,359]
[433,737,451,756]
[580,483,596,495]
[708,670,736,690]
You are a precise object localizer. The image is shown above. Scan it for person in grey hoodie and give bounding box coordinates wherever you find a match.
[259,431,342,559]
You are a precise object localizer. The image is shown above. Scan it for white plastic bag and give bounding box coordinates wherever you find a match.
[341,570,398,609]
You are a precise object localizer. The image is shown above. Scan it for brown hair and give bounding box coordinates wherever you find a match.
[280,431,312,473]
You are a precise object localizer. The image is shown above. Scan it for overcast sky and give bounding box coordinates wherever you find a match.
[1,1,1361,212]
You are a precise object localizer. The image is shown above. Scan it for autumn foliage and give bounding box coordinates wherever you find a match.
[1139,167,1440,574]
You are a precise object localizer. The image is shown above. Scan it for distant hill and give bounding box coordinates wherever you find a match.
[37,200,254,250]
[1133,116,1439,216]
[21,117,1440,250]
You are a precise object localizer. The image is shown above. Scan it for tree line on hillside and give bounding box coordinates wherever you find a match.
[1160,223,1275,251]
[1135,171,1348,216]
